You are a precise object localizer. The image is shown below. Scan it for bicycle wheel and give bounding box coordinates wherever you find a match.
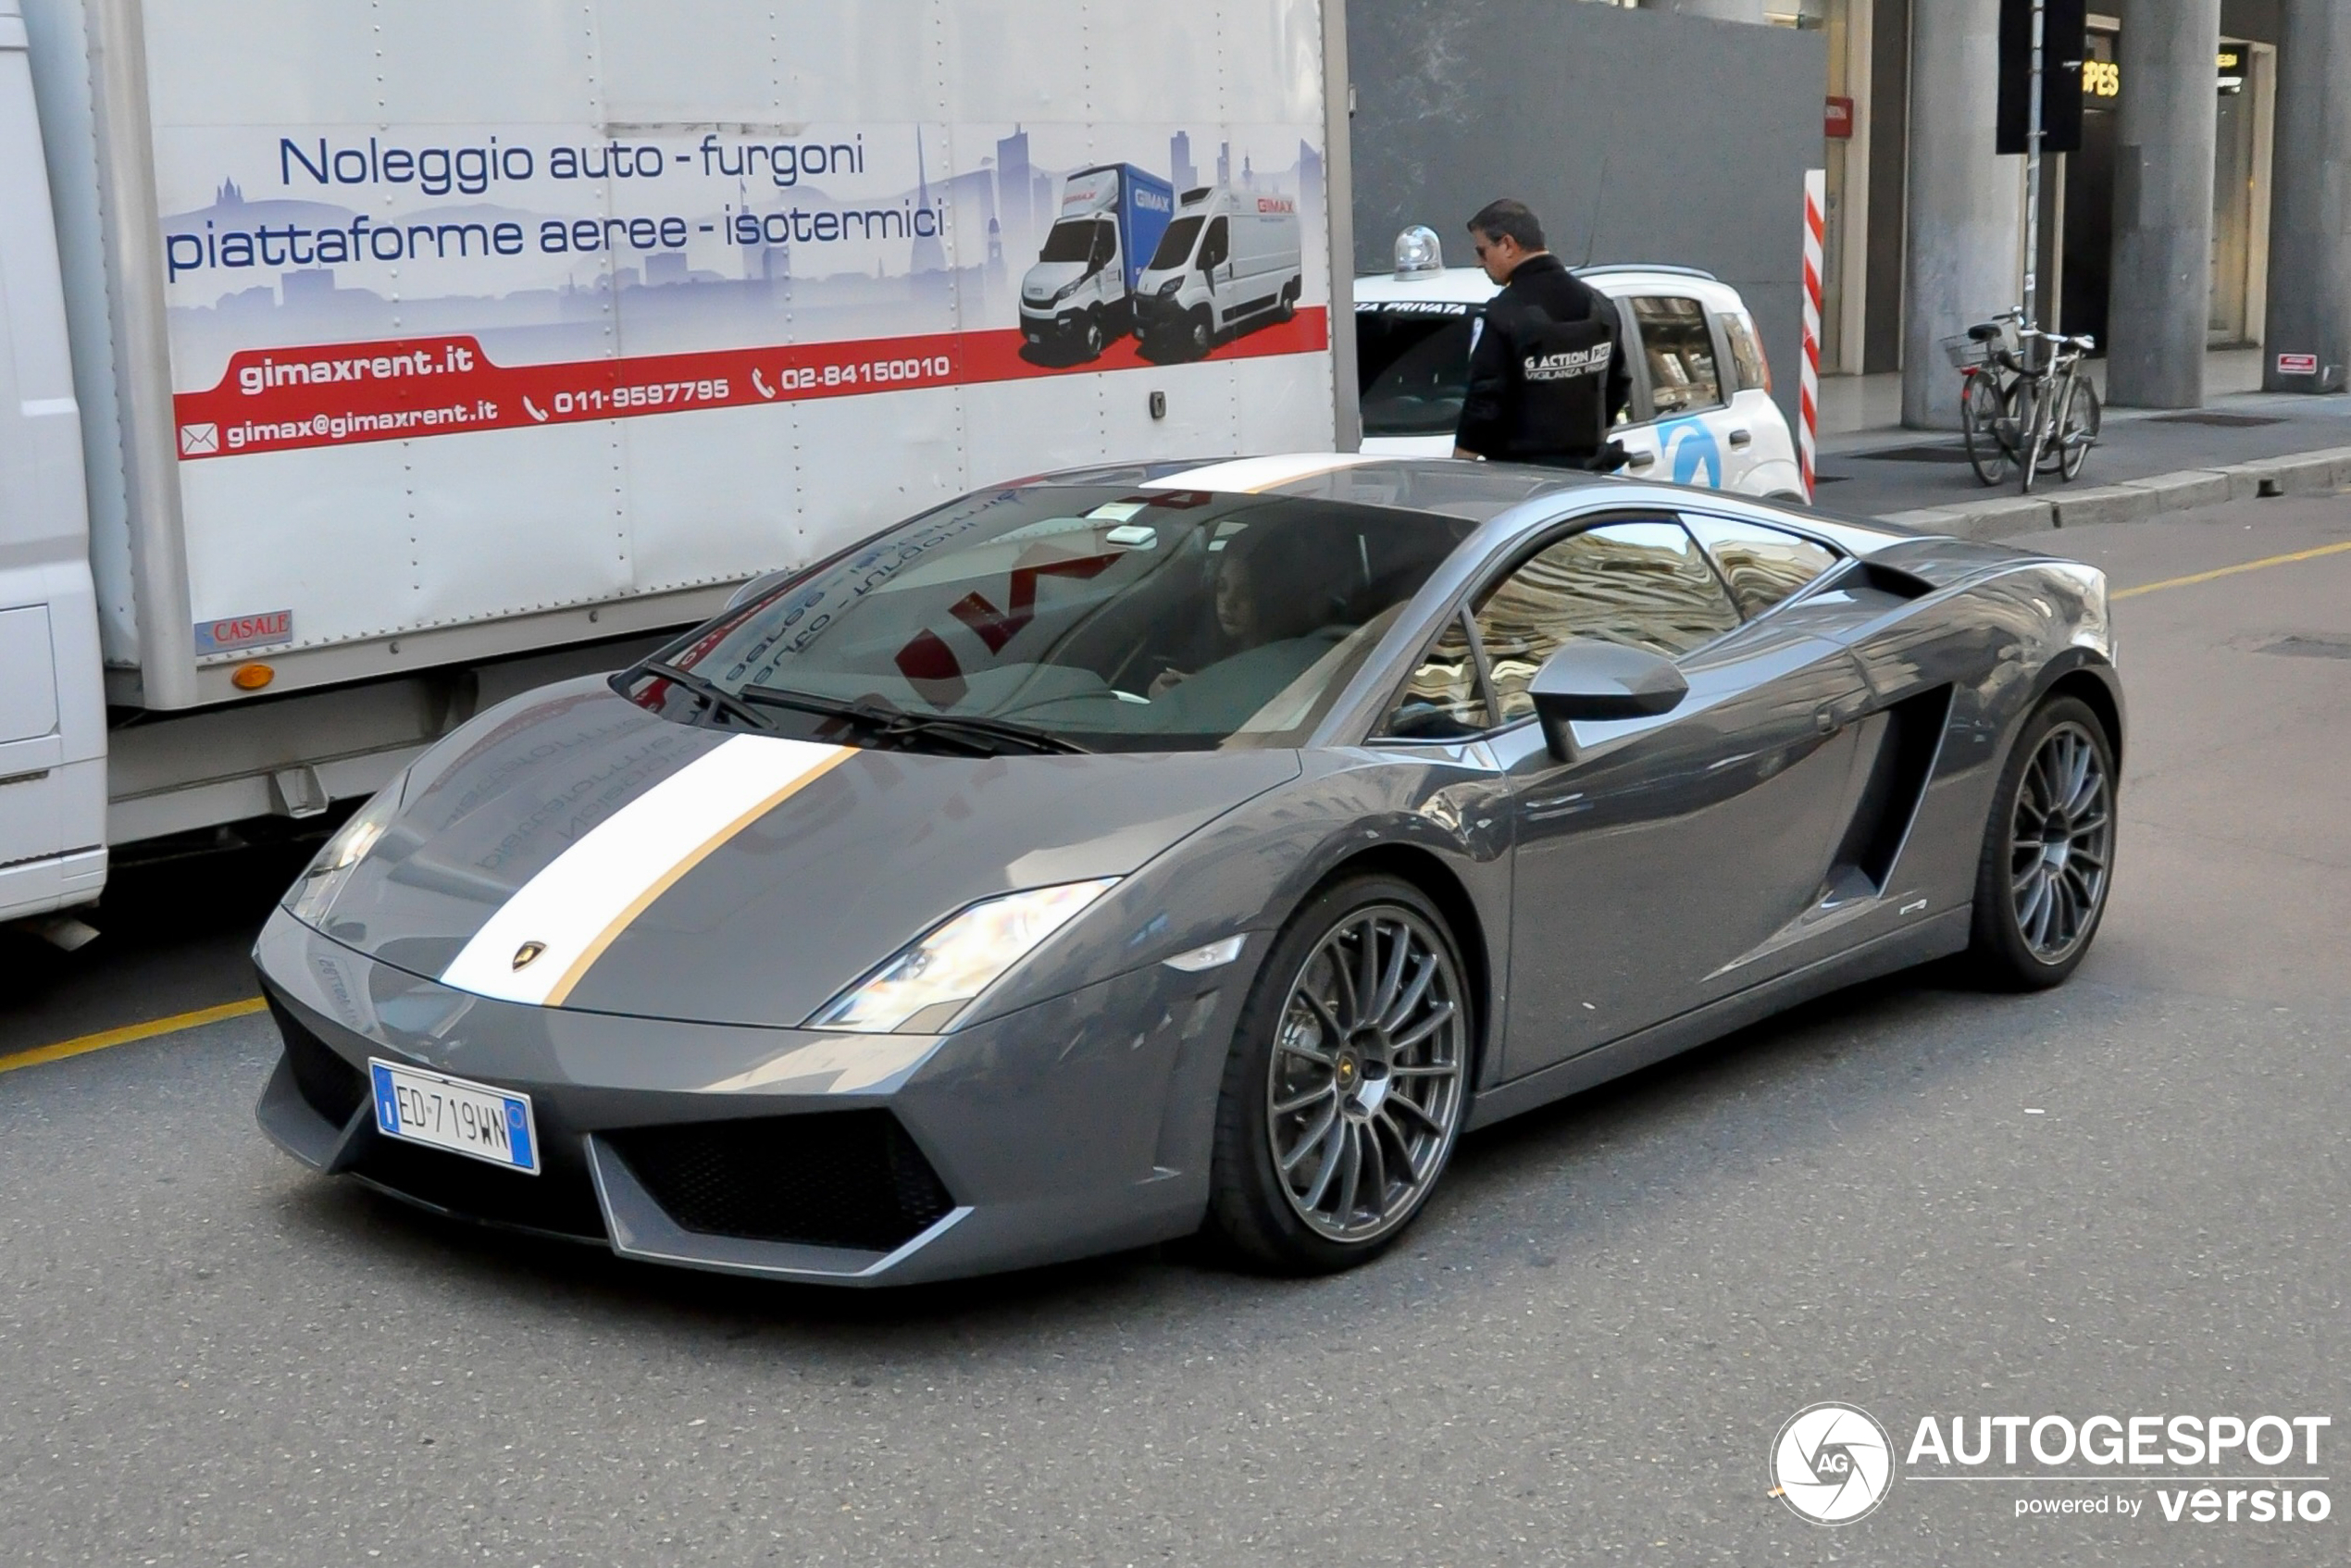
[2057,379,2101,481]
[1960,373,2012,486]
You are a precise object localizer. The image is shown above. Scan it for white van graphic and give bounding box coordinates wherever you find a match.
[1135,186,1304,361]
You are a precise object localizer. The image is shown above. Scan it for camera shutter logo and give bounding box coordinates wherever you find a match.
[1771,1402,1897,1524]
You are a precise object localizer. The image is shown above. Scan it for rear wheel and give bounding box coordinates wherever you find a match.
[1961,373,2012,487]
[1275,280,1298,323]
[1207,876,1471,1273]
[2057,380,2100,480]
[1967,695,2116,989]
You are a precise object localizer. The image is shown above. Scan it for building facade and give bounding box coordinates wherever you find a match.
[1350,0,2350,429]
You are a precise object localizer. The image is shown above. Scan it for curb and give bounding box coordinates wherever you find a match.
[1874,443,2351,540]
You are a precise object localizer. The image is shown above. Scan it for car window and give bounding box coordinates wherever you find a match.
[1716,310,1769,395]
[1473,519,1742,724]
[1683,515,1840,617]
[1356,310,1478,437]
[634,487,1475,753]
[1198,218,1229,270]
[1384,611,1489,739]
[1090,221,1116,268]
[1151,216,1202,270]
[1632,296,1723,417]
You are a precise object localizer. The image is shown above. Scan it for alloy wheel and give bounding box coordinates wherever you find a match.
[2008,720,2113,964]
[1264,905,1466,1243]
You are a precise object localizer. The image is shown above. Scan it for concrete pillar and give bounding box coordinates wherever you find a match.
[2261,0,2351,392]
[1900,0,2021,430]
[2105,0,2220,407]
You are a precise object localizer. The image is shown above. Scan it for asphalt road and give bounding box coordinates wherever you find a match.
[3,495,2347,1566]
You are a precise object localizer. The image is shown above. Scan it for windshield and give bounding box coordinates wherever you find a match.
[628,488,1473,753]
[1356,307,1480,436]
[1149,216,1203,270]
[1039,220,1101,265]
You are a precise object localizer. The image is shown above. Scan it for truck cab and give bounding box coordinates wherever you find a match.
[0,0,106,927]
[1135,185,1305,362]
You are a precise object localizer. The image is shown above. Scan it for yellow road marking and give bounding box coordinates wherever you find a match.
[0,996,268,1076]
[2113,538,2351,600]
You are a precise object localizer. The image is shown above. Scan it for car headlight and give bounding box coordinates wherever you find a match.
[286,777,404,925]
[809,878,1119,1034]
[1156,276,1183,296]
[1052,276,1091,304]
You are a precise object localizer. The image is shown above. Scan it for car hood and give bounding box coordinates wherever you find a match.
[300,682,1300,1027]
[1021,261,1089,299]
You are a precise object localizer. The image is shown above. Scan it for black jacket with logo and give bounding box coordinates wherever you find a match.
[1454,253,1633,465]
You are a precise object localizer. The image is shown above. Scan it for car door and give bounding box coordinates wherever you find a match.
[1473,516,1874,1079]
[1614,293,1733,492]
[1196,216,1232,327]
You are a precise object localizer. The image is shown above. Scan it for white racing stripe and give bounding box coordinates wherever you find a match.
[1140,453,1388,494]
[440,733,852,1007]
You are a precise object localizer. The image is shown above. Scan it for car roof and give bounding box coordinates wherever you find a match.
[1021,453,1906,553]
[1353,264,1747,312]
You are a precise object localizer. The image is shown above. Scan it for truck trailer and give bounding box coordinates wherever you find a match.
[0,0,1357,934]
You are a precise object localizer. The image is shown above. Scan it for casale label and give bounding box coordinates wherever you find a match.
[2277,352,2320,377]
[195,609,293,654]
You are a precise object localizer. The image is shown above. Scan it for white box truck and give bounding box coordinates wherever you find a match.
[1018,163,1176,362]
[0,0,1358,933]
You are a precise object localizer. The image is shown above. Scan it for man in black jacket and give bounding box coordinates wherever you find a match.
[1451,199,1632,468]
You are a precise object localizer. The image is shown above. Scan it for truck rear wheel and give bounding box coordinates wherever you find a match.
[1275,281,1297,323]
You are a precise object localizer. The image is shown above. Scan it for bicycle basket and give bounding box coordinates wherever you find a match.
[1941,332,1996,370]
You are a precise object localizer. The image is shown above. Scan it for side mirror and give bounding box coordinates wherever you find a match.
[1529,638,1686,760]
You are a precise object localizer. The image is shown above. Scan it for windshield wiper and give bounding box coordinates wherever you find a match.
[738,685,1089,755]
[620,661,776,732]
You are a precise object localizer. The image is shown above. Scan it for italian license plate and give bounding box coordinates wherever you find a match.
[368,1059,540,1176]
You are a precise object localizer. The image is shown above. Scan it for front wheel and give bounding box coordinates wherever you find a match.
[1966,695,2117,989]
[1077,310,1106,360]
[1206,876,1472,1273]
[1184,307,1214,359]
[1961,373,2012,487]
[2057,379,2100,480]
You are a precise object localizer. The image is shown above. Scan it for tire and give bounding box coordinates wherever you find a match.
[1206,875,1473,1274]
[1966,695,2117,989]
[1275,280,1297,323]
[2057,380,2100,481]
[1961,373,2012,487]
[2019,379,2047,493]
[1185,307,1214,360]
[1078,310,1105,361]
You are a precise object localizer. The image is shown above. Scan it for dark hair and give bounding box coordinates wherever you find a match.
[1467,199,1545,252]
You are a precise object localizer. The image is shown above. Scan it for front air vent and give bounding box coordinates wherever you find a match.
[268,997,369,1126]
[607,1112,956,1254]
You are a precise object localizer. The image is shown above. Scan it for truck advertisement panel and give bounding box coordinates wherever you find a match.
[131,1,1336,663]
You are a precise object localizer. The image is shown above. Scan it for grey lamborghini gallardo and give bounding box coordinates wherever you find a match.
[256,454,2121,1284]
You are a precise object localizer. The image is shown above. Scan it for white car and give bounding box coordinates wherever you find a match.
[1354,230,1804,499]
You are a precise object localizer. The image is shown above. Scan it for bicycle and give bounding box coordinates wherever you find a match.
[1945,310,2101,492]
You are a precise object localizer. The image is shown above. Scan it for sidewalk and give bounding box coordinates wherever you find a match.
[1810,352,2351,530]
